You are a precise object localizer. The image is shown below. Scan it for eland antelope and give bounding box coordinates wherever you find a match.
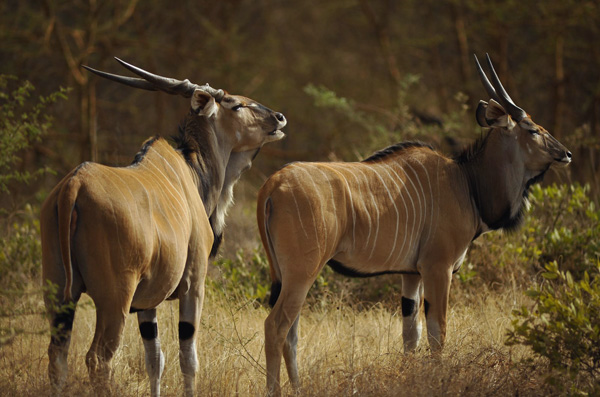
[41,58,286,396]
[257,54,571,395]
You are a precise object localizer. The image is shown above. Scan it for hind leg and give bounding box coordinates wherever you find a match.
[137,309,164,397]
[43,270,84,392]
[283,315,300,389]
[401,274,423,352]
[265,277,313,396]
[46,294,81,392]
[86,282,136,393]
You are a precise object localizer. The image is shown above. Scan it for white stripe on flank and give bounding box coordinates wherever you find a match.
[147,149,191,221]
[288,168,309,239]
[141,159,188,228]
[355,167,379,259]
[295,165,326,254]
[135,169,181,253]
[375,163,409,266]
[108,171,139,248]
[416,161,434,246]
[324,164,357,249]
[311,164,339,243]
[396,161,423,254]
[346,166,373,250]
[370,164,401,266]
[153,150,191,210]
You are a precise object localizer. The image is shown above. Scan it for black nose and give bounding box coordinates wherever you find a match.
[275,112,285,122]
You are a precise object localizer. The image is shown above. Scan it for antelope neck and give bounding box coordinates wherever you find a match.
[459,131,528,233]
[175,113,231,217]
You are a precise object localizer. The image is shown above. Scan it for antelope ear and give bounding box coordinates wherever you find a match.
[476,100,490,127]
[480,99,516,129]
[192,89,218,118]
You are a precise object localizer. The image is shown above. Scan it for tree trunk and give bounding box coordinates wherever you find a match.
[553,34,565,139]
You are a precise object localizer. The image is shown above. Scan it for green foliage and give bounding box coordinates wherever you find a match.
[0,204,42,291]
[497,184,600,394]
[209,250,271,303]
[0,75,67,196]
[0,76,68,346]
[303,75,429,160]
[506,260,600,394]
[209,248,336,306]
[463,184,599,289]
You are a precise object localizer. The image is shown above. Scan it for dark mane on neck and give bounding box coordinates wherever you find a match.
[453,131,489,165]
[171,111,220,206]
[131,136,161,165]
[456,128,548,234]
[362,141,433,163]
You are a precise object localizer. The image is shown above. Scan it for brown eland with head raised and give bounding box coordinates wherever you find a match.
[257,54,571,395]
[41,58,286,396]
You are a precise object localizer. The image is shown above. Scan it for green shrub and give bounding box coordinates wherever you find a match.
[462,184,599,292]
[0,76,67,346]
[209,249,272,303]
[209,248,336,306]
[502,184,600,394]
[0,75,67,196]
[506,260,600,394]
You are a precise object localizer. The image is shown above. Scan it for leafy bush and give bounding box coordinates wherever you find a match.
[0,75,67,196]
[0,76,67,345]
[209,250,271,303]
[462,184,599,292]
[303,75,471,162]
[0,204,42,291]
[209,248,336,306]
[500,184,600,394]
[506,260,600,394]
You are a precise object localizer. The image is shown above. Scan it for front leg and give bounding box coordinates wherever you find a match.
[137,309,164,397]
[178,273,206,397]
[421,266,453,351]
[401,274,423,352]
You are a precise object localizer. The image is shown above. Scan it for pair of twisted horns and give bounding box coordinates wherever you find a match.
[82,58,225,102]
[474,53,527,122]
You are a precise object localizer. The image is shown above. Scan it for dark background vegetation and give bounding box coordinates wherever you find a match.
[2,0,600,202]
[1,1,600,394]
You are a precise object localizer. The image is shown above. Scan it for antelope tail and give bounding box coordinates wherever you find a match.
[57,177,81,303]
[258,195,282,307]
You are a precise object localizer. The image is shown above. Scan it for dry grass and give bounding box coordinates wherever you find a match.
[0,284,556,397]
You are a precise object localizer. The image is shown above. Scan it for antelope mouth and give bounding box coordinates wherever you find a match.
[553,156,572,167]
[269,129,285,138]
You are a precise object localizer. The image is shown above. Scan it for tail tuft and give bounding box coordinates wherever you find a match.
[268,281,282,308]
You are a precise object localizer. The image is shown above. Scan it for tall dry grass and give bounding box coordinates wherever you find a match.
[0,283,555,397]
[1,182,570,396]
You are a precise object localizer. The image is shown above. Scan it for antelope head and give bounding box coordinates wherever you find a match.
[83,58,286,153]
[474,54,571,183]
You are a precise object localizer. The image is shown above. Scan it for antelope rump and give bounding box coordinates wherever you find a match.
[257,54,571,395]
[41,58,286,397]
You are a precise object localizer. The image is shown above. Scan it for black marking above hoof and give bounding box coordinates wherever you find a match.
[179,322,195,340]
[50,306,75,346]
[139,322,158,340]
[401,297,416,317]
[424,299,430,317]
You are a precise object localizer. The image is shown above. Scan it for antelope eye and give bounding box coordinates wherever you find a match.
[529,129,539,136]
[232,104,244,111]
